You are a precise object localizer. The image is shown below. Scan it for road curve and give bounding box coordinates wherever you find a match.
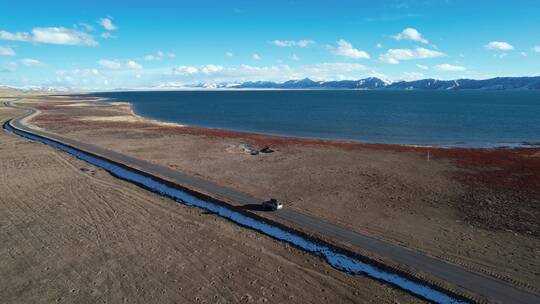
[5,101,540,304]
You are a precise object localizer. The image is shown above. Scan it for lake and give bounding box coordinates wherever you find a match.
[89,90,540,147]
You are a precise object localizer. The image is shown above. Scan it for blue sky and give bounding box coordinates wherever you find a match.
[1,0,539,89]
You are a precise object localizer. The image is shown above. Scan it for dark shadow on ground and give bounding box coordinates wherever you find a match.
[240,204,272,212]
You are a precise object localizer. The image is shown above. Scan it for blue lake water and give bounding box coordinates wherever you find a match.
[89,90,540,147]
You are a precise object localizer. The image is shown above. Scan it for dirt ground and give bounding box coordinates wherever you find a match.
[0,98,424,303]
[5,93,540,297]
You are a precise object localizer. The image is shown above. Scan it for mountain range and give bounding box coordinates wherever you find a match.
[189,76,540,90]
[4,76,540,92]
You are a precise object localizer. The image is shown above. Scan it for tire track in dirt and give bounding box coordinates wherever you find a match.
[50,149,244,302]
[2,114,110,300]
[49,149,246,302]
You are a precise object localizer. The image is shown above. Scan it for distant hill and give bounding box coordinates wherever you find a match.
[227,76,540,90]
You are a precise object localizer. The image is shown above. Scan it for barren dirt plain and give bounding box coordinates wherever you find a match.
[0,92,424,303]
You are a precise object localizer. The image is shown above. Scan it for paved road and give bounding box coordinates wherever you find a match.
[5,101,540,304]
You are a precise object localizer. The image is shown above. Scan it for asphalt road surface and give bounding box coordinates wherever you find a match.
[5,101,540,304]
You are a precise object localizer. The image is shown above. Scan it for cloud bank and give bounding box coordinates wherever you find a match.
[380,47,444,64]
[0,27,97,46]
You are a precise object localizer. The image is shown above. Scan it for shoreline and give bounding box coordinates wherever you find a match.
[67,98,187,128]
[49,97,540,203]
[89,96,540,150]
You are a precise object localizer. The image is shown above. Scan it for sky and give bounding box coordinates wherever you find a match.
[1,0,540,89]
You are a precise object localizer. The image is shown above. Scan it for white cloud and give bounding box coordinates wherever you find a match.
[56,68,99,77]
[301,63,367,76]
[53,68,108,87]
[201,64,223,74]
[0,46,15,56]
[379,47,444,64]
[21,58,45,67]
[329,39,370,59]
[401,72,425,81]
[23,62,376,89]
[296,40,314,48]
[225,52,233,57]
[0,31,31,41]
[376,43,383,48]
[172,65,199,75]
[289,54,300,61]
[99,18,117,31]
[127,60,142,70]
[166,62,369,83]
[485,41,514,51]
[100,32,115,39]
[144,54,160,61]
[393,28,429,44]
[143,51,174,61]
[520,52,528,57]
[172,64,223,76]
[79,23,94,31]
[434,63,466,71]
[416,64,429,70]
[381,49,414,64]
[534,46,540,53]
[32,28,96,45]
[415,47,444,58]
[98,59,122,69]
[98,59,143,70]
[0,27,98,46]
[271,39,315,48]
[252,53,261,60]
